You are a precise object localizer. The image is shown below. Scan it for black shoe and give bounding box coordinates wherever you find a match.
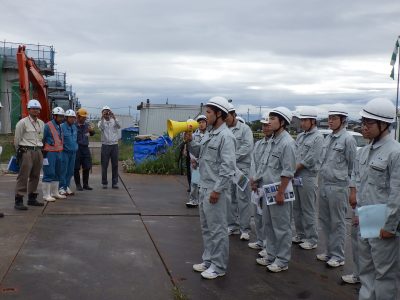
[0,212,4,218]
[28,193,44,207]
[76,184,84,191]
[112,185,119,189]
[14,195,28,211]
[83,185,93,190]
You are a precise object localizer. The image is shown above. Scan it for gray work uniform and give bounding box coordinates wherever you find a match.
[351,134,400,300]
[228,120,254,234]
[189,123,236,273]
[256,130,296,267]
[319,127,356,261]
[188,129,205,204]
[250,136,271,247]
[293,127,324,245]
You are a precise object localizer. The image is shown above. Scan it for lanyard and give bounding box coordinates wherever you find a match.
[28,116,40,133]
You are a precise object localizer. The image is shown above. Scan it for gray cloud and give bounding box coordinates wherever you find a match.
[1,0,399,116]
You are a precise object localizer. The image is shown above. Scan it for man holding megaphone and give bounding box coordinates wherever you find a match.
[185,96,236,280]
[186,115,208,208]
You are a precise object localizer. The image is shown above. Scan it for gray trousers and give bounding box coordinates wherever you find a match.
[351,210,360,278]
[101,144,119,186]
[358,235,399,300]
[264,201,292,267]
[319,184,348,261]
[293,176,318,245]
[199,187,229,273]
[228,180,252,234]
[252,201,265,246]
[189,182,199,204]
[15,150,43,196]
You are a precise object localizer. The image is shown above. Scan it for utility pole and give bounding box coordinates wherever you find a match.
[247,108,250,123]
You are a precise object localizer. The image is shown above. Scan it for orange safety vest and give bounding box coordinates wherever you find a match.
[43,121,64,152]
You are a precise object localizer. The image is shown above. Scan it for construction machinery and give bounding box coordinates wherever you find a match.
[16,45,51,122]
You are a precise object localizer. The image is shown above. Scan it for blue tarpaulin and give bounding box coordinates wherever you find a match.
[133,136,172,164]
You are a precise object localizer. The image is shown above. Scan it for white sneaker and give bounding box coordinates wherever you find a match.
[292,235,304,244]
[299,241,317,250]
[327,258,345,268]
[240,232,250,241]
[59,188,67,196]
[201,267,225,279]
[228,228,240,235]
[258,249,268,257]
[316,253,330,262]
[66,187,74,195]
[193,262,209,272]
[185,200,198,208]
[256,257,273,266]
[267,263,288,273]
[341,274,360,284]
[248,242,263,250]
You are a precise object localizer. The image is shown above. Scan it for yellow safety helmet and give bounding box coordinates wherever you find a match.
[77,108,88,117]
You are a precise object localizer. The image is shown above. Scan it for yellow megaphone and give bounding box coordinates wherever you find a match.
[167,119,199,138]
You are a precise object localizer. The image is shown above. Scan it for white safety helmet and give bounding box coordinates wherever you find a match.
[102,105,111,112]
[298,107,318,119]
[206,96,230,114]
[196,114,207,122]
[27,99,42,109]
[65,109,76,117]
[359,98,396,123]
[227,103,235,113]
[52,107,65,116]
[236,116,245,123]
[328,105,348,117]
[260,113,270,124]
[269,106,293,124]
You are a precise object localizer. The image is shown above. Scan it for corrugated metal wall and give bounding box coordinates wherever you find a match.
[139,105,203,136]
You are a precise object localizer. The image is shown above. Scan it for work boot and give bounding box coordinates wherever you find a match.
[0,212,4,218]
[14,195,28,210]
[42,182,56,202]
[82,169,93,190]
[51,182,66,199]
[74,171,83,190]
[28,193,44,206]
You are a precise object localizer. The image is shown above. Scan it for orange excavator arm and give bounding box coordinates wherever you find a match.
[16,45,51,123]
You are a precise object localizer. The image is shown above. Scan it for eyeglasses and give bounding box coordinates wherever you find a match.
[361,119,377,127]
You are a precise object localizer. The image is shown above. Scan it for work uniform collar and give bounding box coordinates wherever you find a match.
[210,122,227,135]
[331,127,346,138]
[231,120,241,131]
[371,134,391,150]
[304,126,318,136]
[261,136,271,144]
[272,130,289,144]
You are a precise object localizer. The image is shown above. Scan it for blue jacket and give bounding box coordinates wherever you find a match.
[43,119,63,147]
[61,122,78,152]
[76,122,94,146]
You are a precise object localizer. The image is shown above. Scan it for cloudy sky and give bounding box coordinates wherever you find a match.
[1,0,399,119]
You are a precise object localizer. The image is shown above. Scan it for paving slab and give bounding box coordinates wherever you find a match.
[0,215,38,282]
[120,173,198,216]
[0,215,173,300]
[143,216,360,300]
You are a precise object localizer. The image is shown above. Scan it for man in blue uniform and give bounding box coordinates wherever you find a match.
[74,108,95,191]
[42,107,66,201]
[59,109,78,195]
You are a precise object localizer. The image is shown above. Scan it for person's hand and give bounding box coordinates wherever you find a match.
[209,191,220,204]
[110,111,115,119]
[352,215,359,226]
[184,131,193,142]
[349,188,357,209]
[275,191,284,205]
[380,229,395,239]
[250,178,258,192]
